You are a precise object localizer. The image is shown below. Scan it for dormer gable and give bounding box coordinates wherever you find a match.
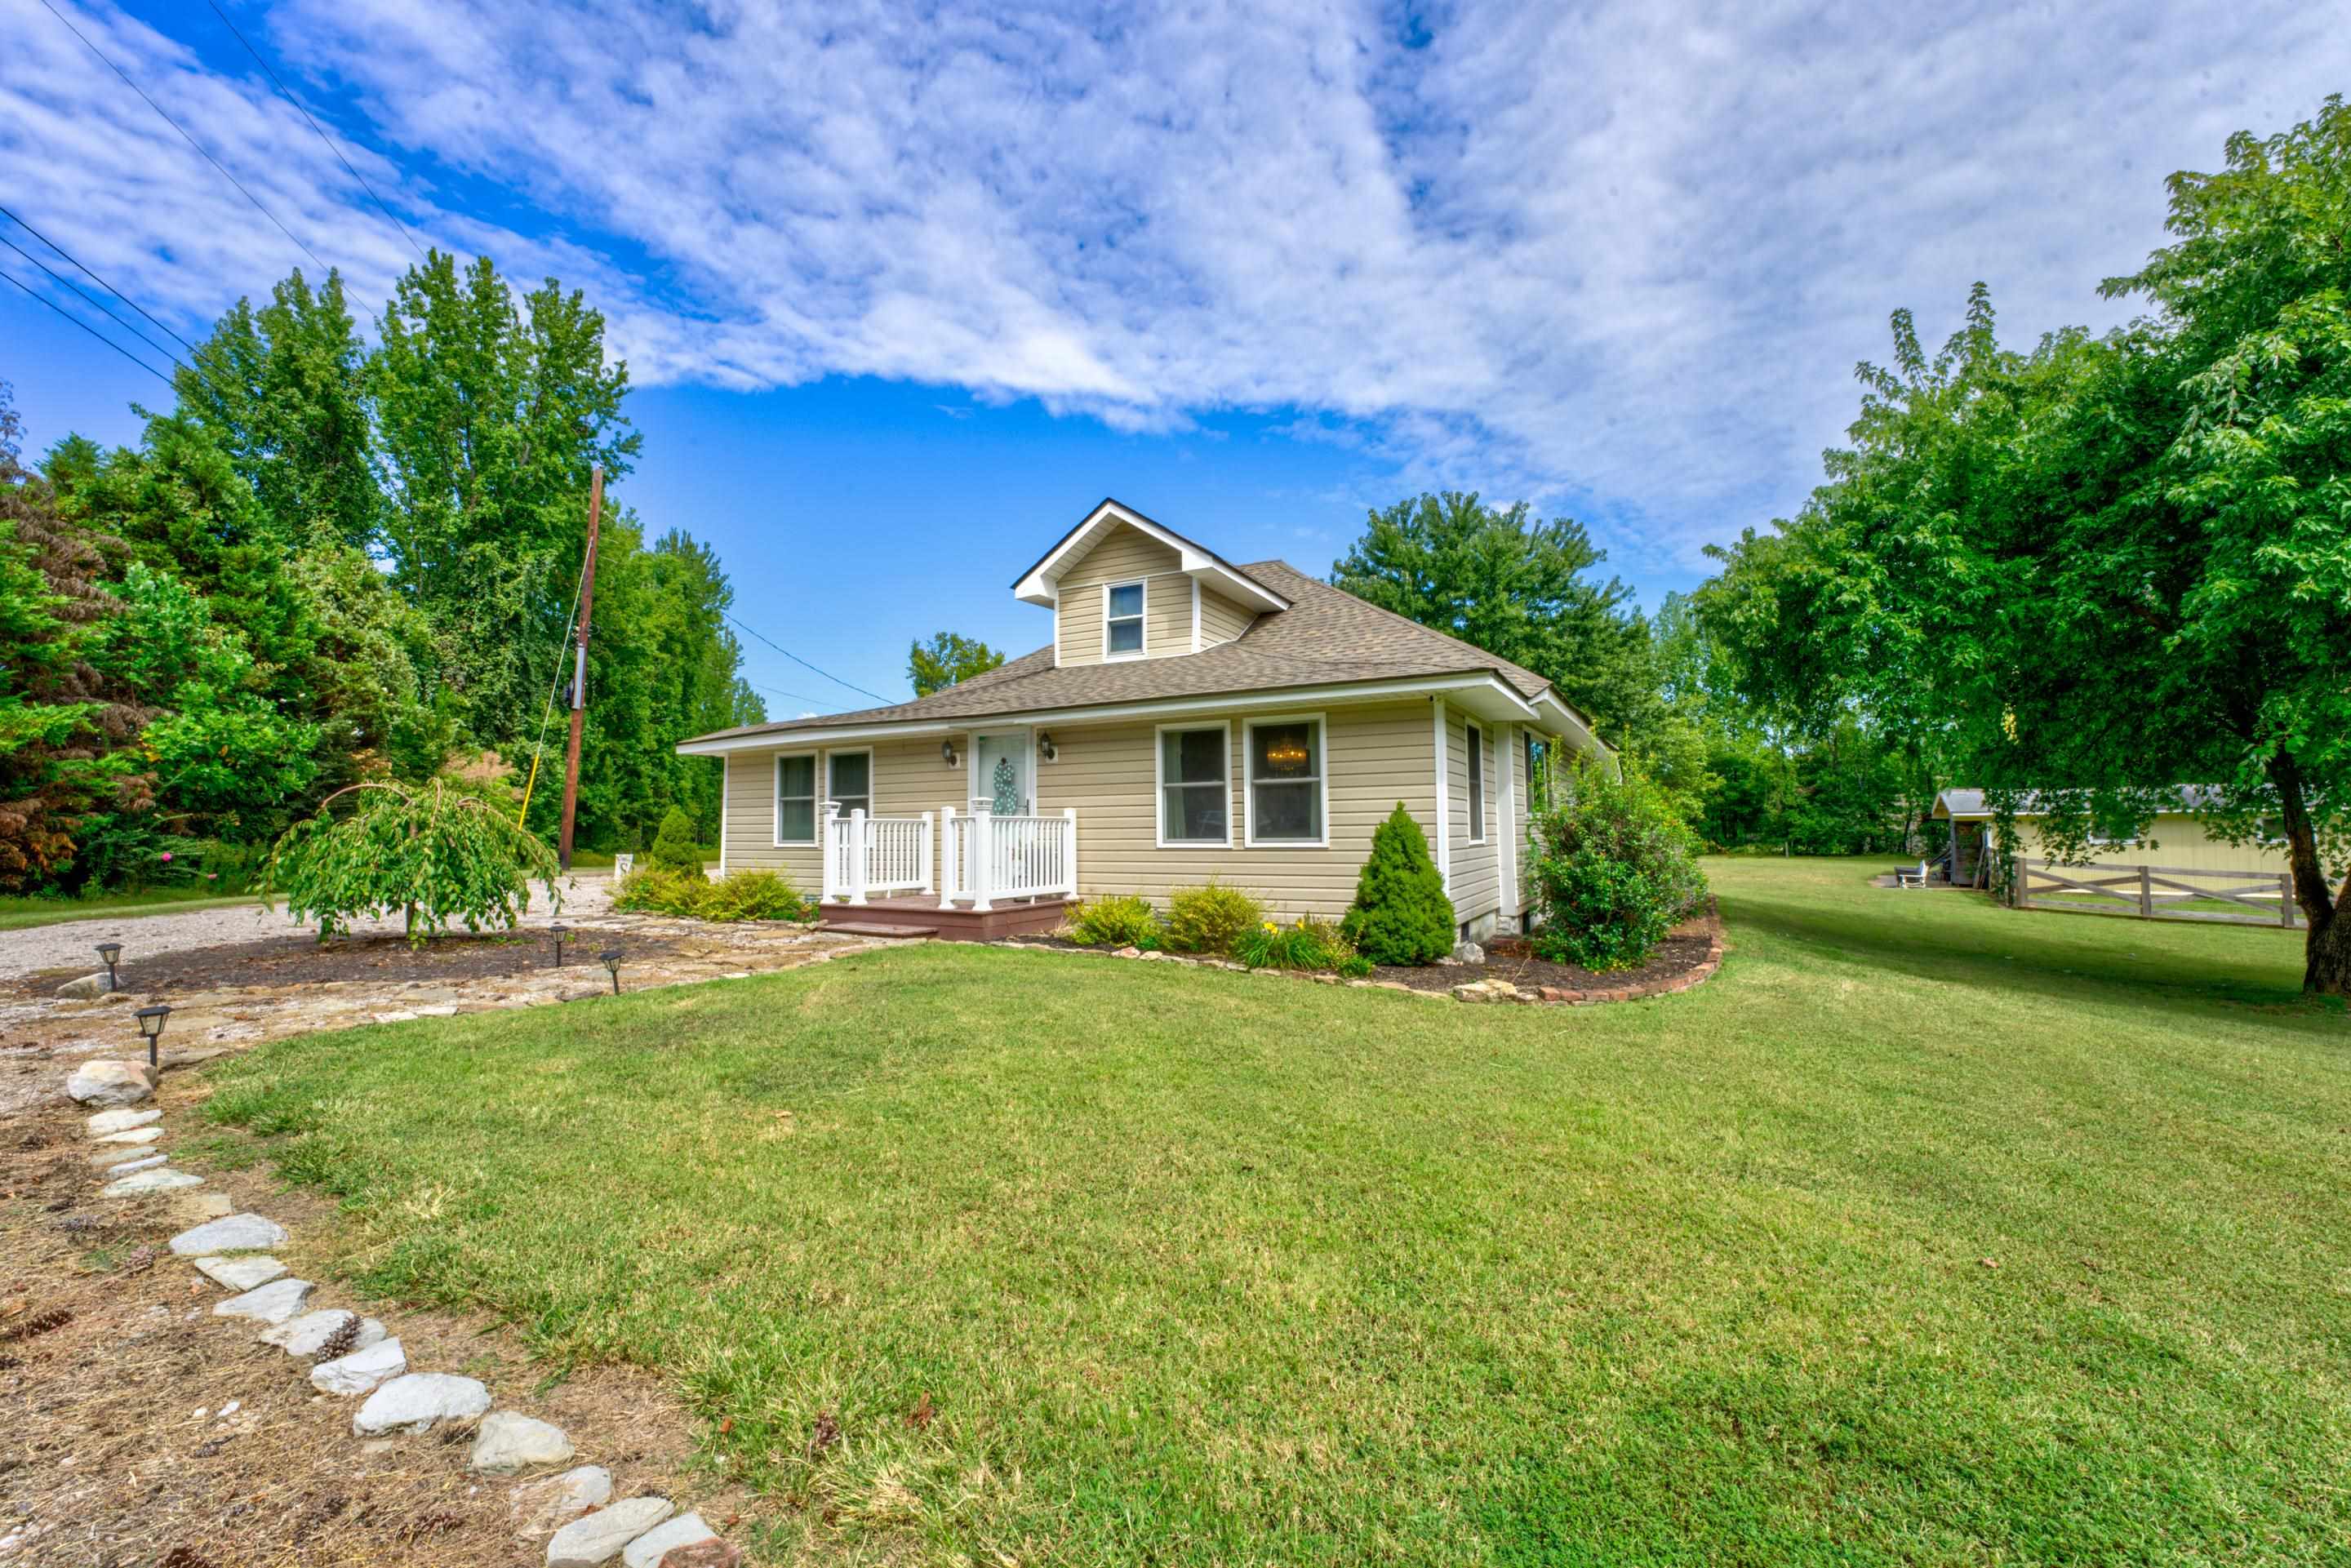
[1015,499,1288,668]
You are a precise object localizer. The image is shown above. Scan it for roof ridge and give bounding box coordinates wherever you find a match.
[1241,558,1558,697]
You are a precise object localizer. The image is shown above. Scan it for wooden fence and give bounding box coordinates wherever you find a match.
[2011,858,2301,928]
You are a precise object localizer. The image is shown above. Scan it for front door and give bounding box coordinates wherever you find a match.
[972,731,1032,815]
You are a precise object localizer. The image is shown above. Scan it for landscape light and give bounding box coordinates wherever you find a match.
[95,941,122,991]
[599,948,625,995]
[549,924,571,966]
[134,1004,171,1068]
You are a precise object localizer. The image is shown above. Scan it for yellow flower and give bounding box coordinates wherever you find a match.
[1262,921,1278,932]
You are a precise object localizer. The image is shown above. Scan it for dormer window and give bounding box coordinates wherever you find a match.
[1105,580,1145,658]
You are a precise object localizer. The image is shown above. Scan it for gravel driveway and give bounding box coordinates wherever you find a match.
[1,877,611,983]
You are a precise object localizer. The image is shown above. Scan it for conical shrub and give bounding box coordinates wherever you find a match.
[1340,802,1457,965]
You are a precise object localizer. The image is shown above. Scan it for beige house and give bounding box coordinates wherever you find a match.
[675,500,1606,939]
[1934,787,2291,885]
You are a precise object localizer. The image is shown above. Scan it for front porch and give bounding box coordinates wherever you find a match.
[821,804,1078,930]
[816,894,1073,942]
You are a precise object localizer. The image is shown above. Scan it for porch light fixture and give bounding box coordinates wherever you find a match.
[549,924,571,966]
[95,941,122,991]
[599,948,625,995]
[940,740,958,766]
[1038,732,1057,762]
[134,1004,171,1068]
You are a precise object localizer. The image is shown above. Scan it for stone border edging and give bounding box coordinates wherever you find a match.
[989,896,1727,1007]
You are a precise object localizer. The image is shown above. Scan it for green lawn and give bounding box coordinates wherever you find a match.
[198,857,2349,1565]
[0,885,255,931]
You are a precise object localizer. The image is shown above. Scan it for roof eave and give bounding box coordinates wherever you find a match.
[1011,498,1289,612]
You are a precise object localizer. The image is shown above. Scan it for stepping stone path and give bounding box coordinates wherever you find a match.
[311,1338,404,1395]
[472,1410,576,1474]
[70,1069,746,1566]
[215,1277,313,1325]
[353,1372,493,1435]
[193,1255,287,1290]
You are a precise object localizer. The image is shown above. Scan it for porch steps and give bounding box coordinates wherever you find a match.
[817,896,1071,944]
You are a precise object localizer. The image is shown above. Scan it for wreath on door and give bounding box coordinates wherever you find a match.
[991,756,1020,816]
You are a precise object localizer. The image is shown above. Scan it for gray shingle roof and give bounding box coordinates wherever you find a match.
[682,561,1564,744]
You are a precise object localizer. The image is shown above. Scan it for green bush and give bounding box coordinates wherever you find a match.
[612,867,814,922]
[1233,915,1371,976]
[1526,754,1708,971]
[1340,803,1457,965]
[1064,893,1163,948]
[1164,878,1266,953]
[262,780,560,945]
[649,806,704,873]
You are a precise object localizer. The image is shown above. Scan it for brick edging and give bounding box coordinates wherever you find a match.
[989,896,1727,1007]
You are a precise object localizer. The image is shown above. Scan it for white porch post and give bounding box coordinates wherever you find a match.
[918,811,935,895]
[970,808,995,912]
[937,806,958,909]
[1063,806,1078,898]
[1432,697,1451,897]
[820,806,838,902]
[847,808,869,905]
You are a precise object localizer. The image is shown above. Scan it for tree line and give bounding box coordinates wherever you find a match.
[0,253,761,895]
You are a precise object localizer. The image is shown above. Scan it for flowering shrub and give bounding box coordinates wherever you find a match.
[1234,916,1372,977]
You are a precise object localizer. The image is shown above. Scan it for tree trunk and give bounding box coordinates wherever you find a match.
[2265,749,2349,997]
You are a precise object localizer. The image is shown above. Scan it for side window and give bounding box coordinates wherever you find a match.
[776,755,816,843]
[828,752,871,818]
[1465,724,1486,842]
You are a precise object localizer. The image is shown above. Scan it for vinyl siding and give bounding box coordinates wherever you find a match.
[1038,700,1438,919]
[1053,525,1184,667]
[720,734,972,894]
[1447,710,1500,927]
[1198,585,1255,650]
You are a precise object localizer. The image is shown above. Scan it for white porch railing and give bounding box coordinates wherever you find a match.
[940,806,1078,911]
[822,808,935,904]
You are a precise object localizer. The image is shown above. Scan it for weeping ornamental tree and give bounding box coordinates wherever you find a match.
[1701,100,2351,993]
[262,780,560,943]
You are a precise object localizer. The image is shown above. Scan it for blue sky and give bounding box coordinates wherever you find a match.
[2,1,2339,714]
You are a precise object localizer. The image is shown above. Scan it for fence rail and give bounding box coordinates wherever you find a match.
[940,806,1078,910]
[822,809,934,904]
[2011,857,2300,928]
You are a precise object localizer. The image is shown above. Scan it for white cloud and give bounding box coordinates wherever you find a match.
[4,0,2339,572]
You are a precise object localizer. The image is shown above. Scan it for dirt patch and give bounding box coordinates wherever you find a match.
[1371,931,1718,994]
[6,930,686,1002]
[0,1099,764,1566]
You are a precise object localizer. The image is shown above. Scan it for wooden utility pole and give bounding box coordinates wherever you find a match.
[557,464,604,871]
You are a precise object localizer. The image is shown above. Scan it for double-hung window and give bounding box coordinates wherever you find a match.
[1158,725,1229,846]
[1105,581,1145,657]
[1465,724,1487,842]
[776,755,817,844]
[827,750,872,820]
[1246,717,1325,846]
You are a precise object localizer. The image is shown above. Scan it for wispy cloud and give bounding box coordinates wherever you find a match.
[4,0,2338,570]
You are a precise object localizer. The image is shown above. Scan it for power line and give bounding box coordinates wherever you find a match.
[0,202,197,355]
[200,0,426,263]
[746,680,840,709]
[37,0,331,275]
[721,611,897,704]
[0,264,176,388]
[0,229,192,376]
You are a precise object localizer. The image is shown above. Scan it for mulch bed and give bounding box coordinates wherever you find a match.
[1369,931,1715,994]
[8,930,684,1000]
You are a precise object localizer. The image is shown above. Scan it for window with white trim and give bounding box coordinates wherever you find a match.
[1465,724,1486,842]
[1158,725,1229,845]
[1105,580,1144,656]
[827,750,871,819]
[775,754,817,843]
[1246,717,1324,844]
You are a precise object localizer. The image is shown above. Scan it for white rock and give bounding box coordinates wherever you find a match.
[102,1167,202,1197]
[66,1059,154,1106]
[92,1126,163,1146]
[193,1255,287,1290]
[620,1512,716,1568]
[310,1338,406,1396]
[260,1309,387,1357]
[353,1372,492,1436]
[512,1465,613,1535]
[169,1213,286,1255]
[87,1108,162,1135]
[471,1410,576,1475]
[213,1277,313,1325]
[546,1497,673,1568]
[106,1153,168,1175]
[56,971,117,999]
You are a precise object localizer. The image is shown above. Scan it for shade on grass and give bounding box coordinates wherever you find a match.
[198,858,2349,1564]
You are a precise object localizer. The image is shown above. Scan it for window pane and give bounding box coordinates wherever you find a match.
[1108,616,1143,653]
[1163,784,1224,842]
[778,798,816,842]
[1162,727,1224,784]
[1467,726,1483,830]
[829,753,869,800]
[1253,780,1319,840]
[1251,722,1317,780]
[1109,583,1144,618]
[779,756,815,797]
